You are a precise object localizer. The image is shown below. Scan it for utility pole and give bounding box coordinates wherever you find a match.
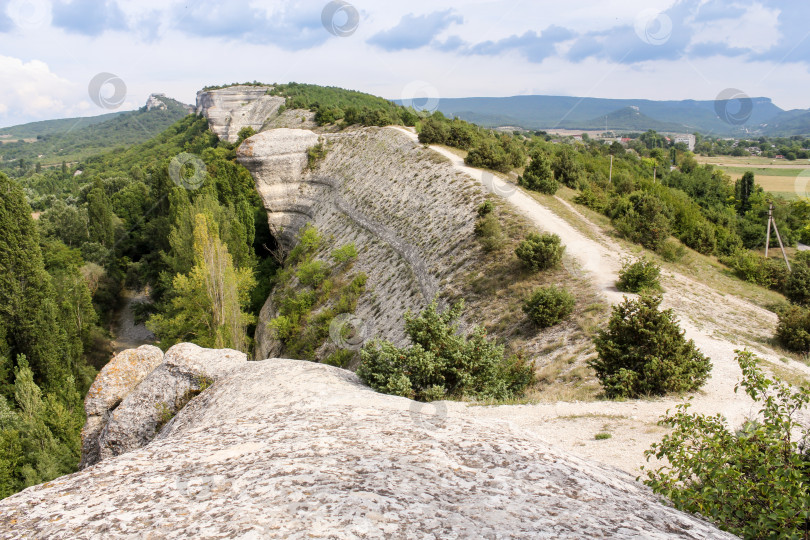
[653,166,657,183]
[766,202,791,272]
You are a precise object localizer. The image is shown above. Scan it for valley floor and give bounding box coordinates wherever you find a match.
[390,126,810,475]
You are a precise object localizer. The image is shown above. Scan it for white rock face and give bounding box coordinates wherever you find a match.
[238,127,492,360]
[195,85,285,142]
[80,345,164,468]
[145,93,167,111]
[237,129,321,249]
[81,343,246,468]
[0,350,733,539]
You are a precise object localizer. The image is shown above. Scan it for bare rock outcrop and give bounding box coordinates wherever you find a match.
[80,342,246,468]
[195,85,285,142]
[0,349,733,539]
[237,128,321,249]
[238,127,489,360]
[80,345,164,468]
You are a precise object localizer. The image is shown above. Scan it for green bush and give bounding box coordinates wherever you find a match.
[357,300,535,402]
[612,192,672,251]
[515,232,565,271]
[591,294,711,398]
[783,261,810,305]
[775,304,810,353]
[616,257,661,293]
[331,243,358,264]
[519,152,557,194]
[643,351,809,539]
[474,213,505,252]
[477,200,494,217]
[296,259,328,287]
[658,238,686,262]
[522,286,575,327]
[720,250,789,290]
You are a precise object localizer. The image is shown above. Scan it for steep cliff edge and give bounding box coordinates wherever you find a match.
[196,85,285,143]
[0,345,733,539]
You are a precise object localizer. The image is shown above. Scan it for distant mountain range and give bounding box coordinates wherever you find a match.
[0,95,192,172]
[410,95,810,137]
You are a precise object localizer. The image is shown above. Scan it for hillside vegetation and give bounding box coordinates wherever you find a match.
[0,97,190,175]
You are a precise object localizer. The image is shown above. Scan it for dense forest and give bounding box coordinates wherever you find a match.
[0,113,276,497]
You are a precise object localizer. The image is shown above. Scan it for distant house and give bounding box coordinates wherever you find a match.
[673,134,696,151]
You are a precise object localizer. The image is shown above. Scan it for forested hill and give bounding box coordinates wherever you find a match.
[421,94,807,136]
[0,96,192,175]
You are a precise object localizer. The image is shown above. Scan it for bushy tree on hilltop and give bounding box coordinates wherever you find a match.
[591,294,711,398]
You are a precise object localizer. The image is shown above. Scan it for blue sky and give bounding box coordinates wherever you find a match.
[0,0,808,127]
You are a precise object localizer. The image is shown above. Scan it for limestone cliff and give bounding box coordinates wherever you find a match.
[0,345,733,539]
[238,127,487,361]
[195,85,285,142]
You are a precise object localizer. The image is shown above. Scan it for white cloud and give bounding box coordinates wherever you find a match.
[0,55,74,122]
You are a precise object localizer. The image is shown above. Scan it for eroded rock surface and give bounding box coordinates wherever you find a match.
[195,85,284,142]
[81,343,246,468]
[0,352,732,539]
[80,345,163,468]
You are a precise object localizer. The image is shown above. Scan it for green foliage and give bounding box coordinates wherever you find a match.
[591,295,711,398]
[595,432,612,440]
[147,214,256,352]
[306,138,328,170]
[270,82,414,127]
[552,146,584,188]
[720,250,788,290]
[784,261,810,305]
[643,351,809,539]
[522,286,575,328]
[474,213,506,252]
[613,192,672,251]
[735,171,755,216]
[775,304,810,353]
[658,239,686,262]
[266,226,367,361]
[477,200,494,217]
[331,243,358,264]
[616,257,661,293]
[357,300,535,402]
[519,151,557,194]
[515,232,565,271]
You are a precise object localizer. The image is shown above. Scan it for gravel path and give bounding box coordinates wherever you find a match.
[111,289,156,353]
[389,126,810,475]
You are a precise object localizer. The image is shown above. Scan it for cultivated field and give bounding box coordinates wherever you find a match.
[696,155,810,199]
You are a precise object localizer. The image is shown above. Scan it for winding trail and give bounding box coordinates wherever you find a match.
[111,289,156,353]
[389,126,810,474]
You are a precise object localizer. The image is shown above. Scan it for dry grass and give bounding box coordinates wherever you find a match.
[450,197,609,402]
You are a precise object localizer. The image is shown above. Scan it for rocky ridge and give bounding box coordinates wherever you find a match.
[196,85,285,142]
[0,345,733,539]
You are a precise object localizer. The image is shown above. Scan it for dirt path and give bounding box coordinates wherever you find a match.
[389,126,810,474]
[111,289,156,353]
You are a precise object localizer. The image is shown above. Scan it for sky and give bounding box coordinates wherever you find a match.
[0,0,809,127]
